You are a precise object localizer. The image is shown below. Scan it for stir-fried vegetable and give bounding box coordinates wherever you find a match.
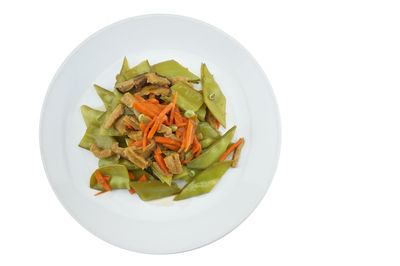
[79,58,245,201]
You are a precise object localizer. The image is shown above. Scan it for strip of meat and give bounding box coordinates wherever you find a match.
[90,144,114,158]
[136,85,171,97]
[122,115,140,130]
[115,76,148,93]
[158,124,172,136]
[127,130,143,141]
[145,73,171,86]
[120,93,136,107]
[111,143,151,169]
[104,104,124,129]
[168,76,194,88]
[114,116,129,135]
[164,153,183,174]
[232,139,245,168]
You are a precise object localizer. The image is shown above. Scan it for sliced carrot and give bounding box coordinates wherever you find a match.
[192,136,202,157]
[174,122,187,128]
[181,154,194,165]
[129,140,143,147]
[95,170,112,191]
[175,127,184,139]
[154,136,182,146]
[169,92,178,124]
[216,120,220,129]
[128,172,135,180]
[94,191,108,196]
[139,123,146,131]
[138,174,147,182]
[162,143,180,151]
[132,102,164,118]
[129,188,136,194]
[104,176,111,182]
[154,145,171,176]
[148,102,174,139]
[147,98,159,104]
[143,118,156,151]
[184,120,194,152]
[134,93,146,103]
[163,84,169,88]
[219,138,245,162]
[123,122,134,130]
[174,109,184,124]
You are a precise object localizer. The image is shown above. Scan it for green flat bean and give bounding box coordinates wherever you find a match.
[196,121,221,139]
[90,165,130,191]
[152,60,200,82]
[174,161,233,200]
[94,84,114,109]
[151,164,172,185]
[187,126,236,169]
[162,82,203,112]
[115,57,130,85]
[199,138,215,149]
[80,105,103,127]
[123,60,152,81]
[196,104,207,121]
[201,63,226,127]
[130,180,180,201]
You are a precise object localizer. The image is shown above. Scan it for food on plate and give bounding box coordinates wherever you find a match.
[79,58,245,201]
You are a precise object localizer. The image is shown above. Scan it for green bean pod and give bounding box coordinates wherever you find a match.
[122,60,152,81]
[196,121,221,139]
[166,81,203,112]
[150,164,172,185]
[151,59,200,82]
[201,63,226,127]
[187,126,236,169]
[174,161,233,200]
[90,165,130,191]
[115,57,130,85]
[196,104,207,121]
[130,180,180,201]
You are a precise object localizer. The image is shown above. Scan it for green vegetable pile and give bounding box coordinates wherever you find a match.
[79,58,245,201]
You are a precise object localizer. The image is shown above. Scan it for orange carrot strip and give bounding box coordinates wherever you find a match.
[138,174,147,182]
[128,172,135,180]
[184,120,194,152]
[147,98,159,104]
[143,118,156,151]
[129,140,143,147]
[129,188,136,194]
[104,176,111,182]
[154,136,182,146]
[139,123,146,131]
[181,154,194,165]
[162,143,180,151]
[134,93,146,103]
[169,92,178,124]
[163,84,169,88]
[179,129,187,151]
[176,127,184,139]
[148,103,174,139]
[94,191,108,196]
[95,170,112,191]
[174,109,184,124]
[123,122,134,130]
[216,120,220,129]
[154,145,171,176]
[191,136,202,157]
[174,122,187,128]
[219,138,245,162]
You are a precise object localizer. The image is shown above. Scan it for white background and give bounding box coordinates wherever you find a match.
[1,0,399,265]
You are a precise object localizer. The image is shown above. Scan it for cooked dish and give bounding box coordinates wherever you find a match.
[79,58,244,201]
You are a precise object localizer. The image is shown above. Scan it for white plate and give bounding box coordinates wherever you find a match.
[40,14,281,254]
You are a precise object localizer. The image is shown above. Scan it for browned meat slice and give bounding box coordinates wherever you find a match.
[140,114,152,125]
[164,153,183,174]
[206,110,219,130]
[168,76,194,88]
[145,73,171,86]
[130,139,156,158]
[115,79,135,92]
[127,130,142,141]
[114,116,129,135]
[90,144,114,158]
[152,162,172,178]
[136,85,171,97]
[158,124,172,136]
[104,104,124,129]
[120,93,136,108]
[115,75,148,93]
[124,147,151,169]
[111,143,151,169]
[232,140,245,168]
[122,115,140,130]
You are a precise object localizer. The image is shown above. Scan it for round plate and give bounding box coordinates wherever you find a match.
[40,14,281,254]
